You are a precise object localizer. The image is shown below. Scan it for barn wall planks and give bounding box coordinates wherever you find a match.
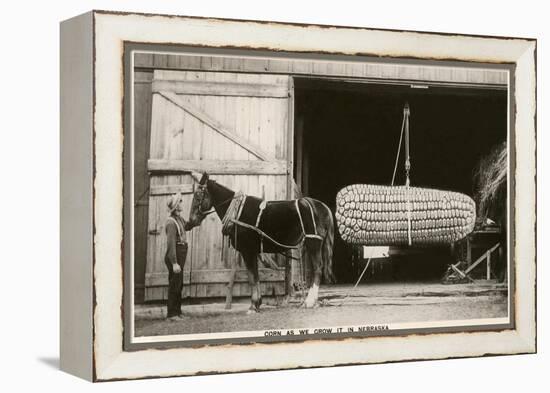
[135,53,508,86]
[145,268,285,286]
[144,70,291,301]
[152,79,290,98]
[150,183,194,196]
[134,52,505,302]
[133,70,153,303]
[145,282,286,302]
[148,159,287,175]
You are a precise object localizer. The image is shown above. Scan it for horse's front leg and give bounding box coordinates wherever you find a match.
[243,251,262,314]
[304,239,322,308]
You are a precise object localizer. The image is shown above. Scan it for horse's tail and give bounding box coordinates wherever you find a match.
[322,204,336,284]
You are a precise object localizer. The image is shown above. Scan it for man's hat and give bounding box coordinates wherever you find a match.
[167,193,183,213]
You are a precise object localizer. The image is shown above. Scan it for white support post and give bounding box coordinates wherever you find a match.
[487,250,492,280]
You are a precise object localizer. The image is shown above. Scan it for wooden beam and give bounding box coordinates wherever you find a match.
[134,71,153,83]
[466,237,471,264]
[158,91,275,161]
[152,80,289,98]
[148,159,287,175]
[149,183,194,196]
[286,77,294,200]
[145,268,285,286]
[259,254,280,270]
[302,141,310,196]
[295,116,304,192]
[465,243,500,274]
[450,264,474,283]
[487,251,491,280]
[135,53,508,86]
[145,281,286,301]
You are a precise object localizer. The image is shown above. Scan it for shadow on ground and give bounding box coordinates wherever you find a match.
[37,357,59,370]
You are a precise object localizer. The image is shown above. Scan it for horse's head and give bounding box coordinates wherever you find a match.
[188,172,213,228]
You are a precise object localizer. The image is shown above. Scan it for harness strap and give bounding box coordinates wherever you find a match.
[229,219,304,249]
[295,199,306,234]
[296,199,323,240]
[308,202,317,236]
[256,200,267,254]
[256,200,267,227]
[304,198,322,239]
[224,196,325,254]
[223,194,305,251]
[167,216,183,243]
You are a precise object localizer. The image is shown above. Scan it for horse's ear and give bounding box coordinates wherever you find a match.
[189,171,202,184]
[199,172,209,185]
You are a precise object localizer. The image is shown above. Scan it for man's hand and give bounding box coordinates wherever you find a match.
[172,264,181,274]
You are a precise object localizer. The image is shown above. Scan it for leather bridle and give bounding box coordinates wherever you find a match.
[193,182,233,222]
[194,184,216,220]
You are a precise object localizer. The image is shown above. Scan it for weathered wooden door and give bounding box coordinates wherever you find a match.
[144,70,293,301]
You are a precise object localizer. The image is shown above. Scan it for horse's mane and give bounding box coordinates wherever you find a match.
[207,179,235,219]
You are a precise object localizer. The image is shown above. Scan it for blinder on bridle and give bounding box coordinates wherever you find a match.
[193,183,216,221]
[190,173,234,226]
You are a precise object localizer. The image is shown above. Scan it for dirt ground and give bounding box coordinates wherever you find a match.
[134,282,508,337]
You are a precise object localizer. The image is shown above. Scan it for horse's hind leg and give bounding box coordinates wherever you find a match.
[243,251,262,313]
[304,238,323,308]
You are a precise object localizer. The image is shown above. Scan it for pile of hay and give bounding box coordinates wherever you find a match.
[473,141,507,224]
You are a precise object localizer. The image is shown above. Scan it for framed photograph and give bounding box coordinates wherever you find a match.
[60,10,536,381]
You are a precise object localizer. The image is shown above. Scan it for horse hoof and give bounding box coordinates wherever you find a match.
[246,308,259,315]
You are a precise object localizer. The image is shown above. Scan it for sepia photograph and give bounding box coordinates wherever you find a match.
[56,9,536,380]
[127,48,512,346]
[5,0,544,387]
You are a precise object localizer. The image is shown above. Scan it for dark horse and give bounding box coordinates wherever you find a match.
[187,173,334,312]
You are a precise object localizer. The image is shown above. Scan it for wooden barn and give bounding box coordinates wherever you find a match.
[133,51,509,303]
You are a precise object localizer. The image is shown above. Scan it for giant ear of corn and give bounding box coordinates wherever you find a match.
[335,184,476,246]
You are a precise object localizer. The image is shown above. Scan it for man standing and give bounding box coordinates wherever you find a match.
[165,193,192,321]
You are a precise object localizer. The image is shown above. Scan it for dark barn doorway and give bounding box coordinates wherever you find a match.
[293,77,507,283]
